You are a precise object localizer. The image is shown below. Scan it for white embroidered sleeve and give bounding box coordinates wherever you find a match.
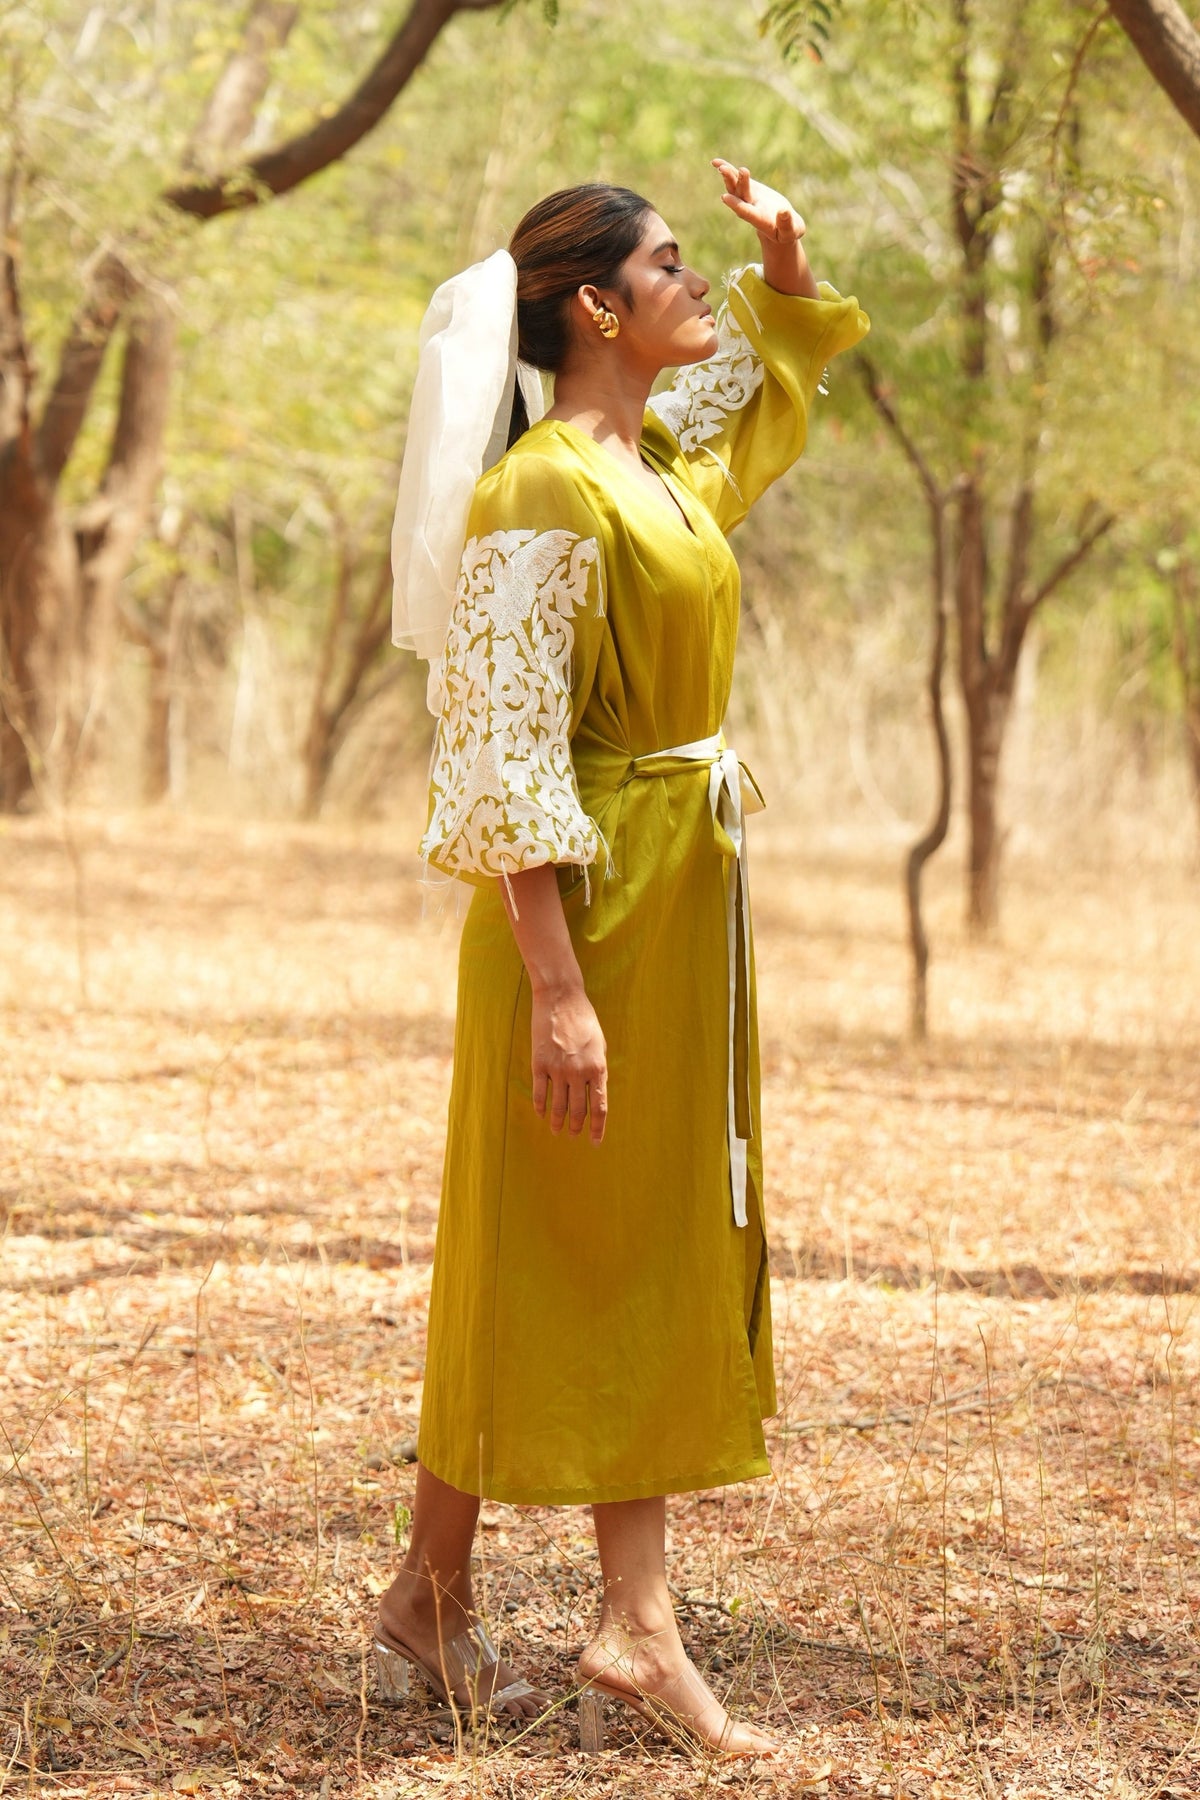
[420,527,605,881]
[647,297,764,465]
[645,267,869,532]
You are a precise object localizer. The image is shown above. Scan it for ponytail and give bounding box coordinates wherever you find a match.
[506,380,530,451]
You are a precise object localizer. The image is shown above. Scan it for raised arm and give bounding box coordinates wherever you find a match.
[644,160,870,534]
[712,158,819,299]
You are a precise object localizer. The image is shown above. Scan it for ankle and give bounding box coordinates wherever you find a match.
[596,1599,678,1646]
[381,1565,474,1633]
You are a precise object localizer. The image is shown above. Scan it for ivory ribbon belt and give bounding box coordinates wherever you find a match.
[628,731,764,1228]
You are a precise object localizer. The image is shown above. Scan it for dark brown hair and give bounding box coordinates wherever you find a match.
[506,183,655,446]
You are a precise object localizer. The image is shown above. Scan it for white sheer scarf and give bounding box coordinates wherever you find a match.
[391,249,545,711]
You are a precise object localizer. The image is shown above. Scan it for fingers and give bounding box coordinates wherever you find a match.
[534,1067,608,1143]
[712,158,753,199]
[589,1077,608,1146]
[714,159,804,242]
[567,1076,589,1139]
[529,992,607,1143]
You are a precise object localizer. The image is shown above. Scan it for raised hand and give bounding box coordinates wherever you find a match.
[711,157,818,299]
[712,159,805,245]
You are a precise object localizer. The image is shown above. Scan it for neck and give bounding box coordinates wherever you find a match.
[545,357,657,461]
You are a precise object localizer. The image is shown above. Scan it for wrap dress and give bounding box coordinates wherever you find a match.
[416,267,869,1505]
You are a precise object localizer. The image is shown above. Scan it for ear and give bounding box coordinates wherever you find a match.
[576,283,603,319]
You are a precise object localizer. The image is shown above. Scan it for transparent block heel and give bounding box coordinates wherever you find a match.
[578,1686,607,1751]
[373,1636,413,1703]
[371,1619,536,1715]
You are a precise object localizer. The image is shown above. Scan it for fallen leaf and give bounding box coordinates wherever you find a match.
[104,1728,152,1761]
[171,1769,226,1794]
[312,1666,358,1697]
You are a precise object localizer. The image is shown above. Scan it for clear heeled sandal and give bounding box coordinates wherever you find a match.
[373,1618,538,1715]
[576,1666,780,1758]
[577,1680,702,1754]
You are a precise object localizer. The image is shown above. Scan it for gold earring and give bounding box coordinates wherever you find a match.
[592,305,620,340]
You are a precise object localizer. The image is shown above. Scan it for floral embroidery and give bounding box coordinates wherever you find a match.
[647,299,764,456]
[421,528,604,880]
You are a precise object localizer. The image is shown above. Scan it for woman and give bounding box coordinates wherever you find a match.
[377,159,868,1756]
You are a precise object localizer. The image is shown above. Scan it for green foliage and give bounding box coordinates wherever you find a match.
[8,0,1200,805]
[761,0,846,64]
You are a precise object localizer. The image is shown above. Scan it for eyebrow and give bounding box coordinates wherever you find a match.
[652,239,681,257]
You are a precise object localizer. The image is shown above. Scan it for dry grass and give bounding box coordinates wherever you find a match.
[1,805,1197,1800]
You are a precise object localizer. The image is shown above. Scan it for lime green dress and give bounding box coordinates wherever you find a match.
[416,268,869,1505]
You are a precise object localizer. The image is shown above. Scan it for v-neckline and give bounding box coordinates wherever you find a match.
[534,418,700,541]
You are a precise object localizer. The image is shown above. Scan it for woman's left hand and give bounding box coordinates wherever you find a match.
[712,159,805,244]
[712,157,819,298]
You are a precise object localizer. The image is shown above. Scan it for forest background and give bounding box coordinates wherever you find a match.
[4,0,1199,895]
[2,3,1200,1798]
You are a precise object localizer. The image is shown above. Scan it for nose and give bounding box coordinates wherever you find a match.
[689,267,710,301]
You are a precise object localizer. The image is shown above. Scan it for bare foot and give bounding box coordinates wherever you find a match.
[578,1627,779,1757]
[376,1572,547,1720]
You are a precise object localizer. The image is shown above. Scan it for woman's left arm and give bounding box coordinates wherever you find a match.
[711,159,820,299]
[643,159,869,533]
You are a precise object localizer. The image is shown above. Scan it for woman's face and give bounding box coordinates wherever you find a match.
[609,211,717,368]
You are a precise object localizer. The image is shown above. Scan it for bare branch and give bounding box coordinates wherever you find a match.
[856,354,944,514]
[1026,504,1116,614]
[858,353,954,1039]
[183,1,301,176]
[0,157,34,449]
[950,0,975,253]
[984,0,1028,139]
[36,0,300,491]
[34,251,139,488]
[327,553,394,738]
[165,0,503,221]
[302,544,394,815]
[304,488,356,767]
[1050,5,1109,171]
[73,292,177,707]
[1107,0,1200,143]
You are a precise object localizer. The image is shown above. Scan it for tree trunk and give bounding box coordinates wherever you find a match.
[964,685,1010,933]
[73,292,177,771]
[907,533,952,1036]
[944,12,1114,934]
[301,549,393,818]
[0,464,47,808]
[1168,548,1200,831]
[3,0,495,811]
[165,0,502,221]
[0,477,78,809]
[132,558,189,806]
[1183,694,1200,818]
[1107,0,1200,142]
[859,355,953,1037]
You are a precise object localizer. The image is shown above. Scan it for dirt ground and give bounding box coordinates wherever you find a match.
[1,807,1197,1800]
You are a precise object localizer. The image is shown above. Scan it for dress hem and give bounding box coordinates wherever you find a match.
[416,1448,772,1508]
